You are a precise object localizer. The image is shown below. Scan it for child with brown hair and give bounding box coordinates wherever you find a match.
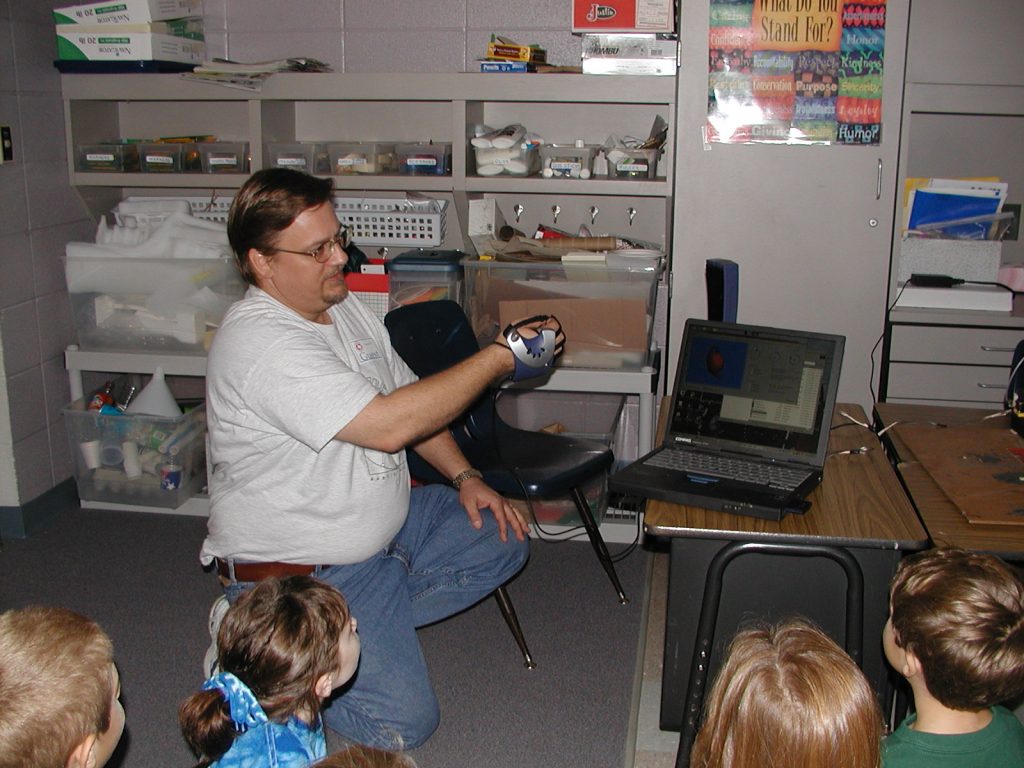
[0,606,125,768]
[883,546,1024,767]
[691,617,884,768]
[180,575,359,768]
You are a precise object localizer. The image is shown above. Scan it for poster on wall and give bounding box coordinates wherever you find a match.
[707,0,886,145]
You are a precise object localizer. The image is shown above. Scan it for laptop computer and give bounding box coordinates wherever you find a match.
[610,319,845,521]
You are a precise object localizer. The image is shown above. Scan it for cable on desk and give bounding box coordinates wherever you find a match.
[828,446,871,458]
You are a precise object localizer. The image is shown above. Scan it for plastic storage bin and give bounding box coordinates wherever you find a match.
[473,142,540,176]
[462,256,662,369]
[64,255,246,354]
[539,143,598,179]
[607,147,660,179]
[388,249,464,309]
[138,142,184,173]
[265,142,324,173]
[396,142,451,176]
[199,142,249,174]
[327,142,398,175]
[498,390,624,526]
[77,143,139,172]
[63,397,207,510]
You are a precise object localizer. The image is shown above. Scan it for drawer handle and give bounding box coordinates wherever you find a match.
[977,382,1007,389]
[980,345,1015,353]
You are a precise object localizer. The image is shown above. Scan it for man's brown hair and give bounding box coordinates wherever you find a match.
[691,618,883,768]
[0,606,115,768]
[226,168,335,286]
[890,546,1024,710]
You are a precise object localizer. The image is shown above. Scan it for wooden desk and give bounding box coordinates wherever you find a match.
[645,403,927,735]
[873,402,1024,560]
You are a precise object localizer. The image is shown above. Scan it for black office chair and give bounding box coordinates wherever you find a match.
[385,300,629,611]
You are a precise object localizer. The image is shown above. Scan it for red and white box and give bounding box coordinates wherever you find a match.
[572,0,676,33]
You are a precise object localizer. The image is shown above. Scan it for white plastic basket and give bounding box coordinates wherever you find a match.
[116,194,446,248]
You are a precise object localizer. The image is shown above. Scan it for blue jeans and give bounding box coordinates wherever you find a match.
[221,484,529,749]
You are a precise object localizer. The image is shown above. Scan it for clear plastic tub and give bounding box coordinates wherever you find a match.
[138,142,184,173]
[462,256,662,369]
[265,142,322,172]
[65,254,246,354]
[77,143,139,172]
[473,142,540,177]
[396,142,451,176]
[327,142,398,175]
[539,144,598,179]
[199,141,249,174]
[63,396,207,510]
[388,249,464,309]
[607,147,660,179]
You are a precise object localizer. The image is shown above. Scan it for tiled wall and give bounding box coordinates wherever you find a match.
[0,0,584,509]
[0,1,93,508]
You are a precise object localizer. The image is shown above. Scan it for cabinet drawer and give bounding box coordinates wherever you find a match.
[886,362,1009,405]
[889,325,1021,366]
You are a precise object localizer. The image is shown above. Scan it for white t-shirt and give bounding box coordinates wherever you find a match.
[200,288,417,566]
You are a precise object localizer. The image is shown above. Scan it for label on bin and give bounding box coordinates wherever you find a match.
[405,157,438,166]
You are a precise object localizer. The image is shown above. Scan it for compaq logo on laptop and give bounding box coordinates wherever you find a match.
[587,4,617,22]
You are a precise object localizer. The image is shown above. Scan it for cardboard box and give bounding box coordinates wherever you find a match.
[56,18,204,39]
[572,0,676,33]
[898,237,1002,283]
[486,41,547,64]
[54,0,201,25]
[56,30,204,63]
[581,32,677,75]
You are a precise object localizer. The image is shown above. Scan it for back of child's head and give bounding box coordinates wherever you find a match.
[0,605,117,768]
[179,576,351,764]
[691,618,882,768]
[889,546,1024,710]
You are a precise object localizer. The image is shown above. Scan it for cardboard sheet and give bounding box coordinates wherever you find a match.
[899,422,1024,525]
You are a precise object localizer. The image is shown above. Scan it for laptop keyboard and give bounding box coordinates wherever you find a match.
[646,449,807,491]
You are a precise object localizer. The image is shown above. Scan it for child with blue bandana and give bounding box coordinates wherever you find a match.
[180,576,360,768]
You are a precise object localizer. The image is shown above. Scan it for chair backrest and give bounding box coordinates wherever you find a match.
[384,300,496,440]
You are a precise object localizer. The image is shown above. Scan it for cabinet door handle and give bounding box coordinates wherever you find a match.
[976,382,1006,389]
[980,345,1015,353]
[876,158,882,200]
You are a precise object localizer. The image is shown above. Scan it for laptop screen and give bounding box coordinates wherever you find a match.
[667,320,845,464]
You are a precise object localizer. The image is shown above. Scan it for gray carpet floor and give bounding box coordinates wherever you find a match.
[0,508,651,768]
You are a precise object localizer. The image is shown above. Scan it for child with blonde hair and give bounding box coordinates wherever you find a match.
[883,547,1024,767]
[0,606,125,768]
[180,575,359,768]
[691,617,883,768]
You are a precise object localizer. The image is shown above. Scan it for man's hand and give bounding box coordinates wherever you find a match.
[493,314,565,382]
[457,476,530,543]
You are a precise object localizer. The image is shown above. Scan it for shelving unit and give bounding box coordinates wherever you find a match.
[61,72,676,539]
[880,8,1024,406]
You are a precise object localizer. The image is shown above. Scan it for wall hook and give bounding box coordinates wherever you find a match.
[551,204,561,224]
[589,205,599,225]
[513,203,524,223]
[627,206,637,226]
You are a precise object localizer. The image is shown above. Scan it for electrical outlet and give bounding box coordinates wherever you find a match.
[1004,203,1020,241]
[0,125,11,164]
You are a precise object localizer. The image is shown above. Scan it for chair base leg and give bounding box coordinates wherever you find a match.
[571,486,629,604]
[494,585,535,668]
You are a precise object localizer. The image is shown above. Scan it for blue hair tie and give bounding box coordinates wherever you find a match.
[202,671,268,732]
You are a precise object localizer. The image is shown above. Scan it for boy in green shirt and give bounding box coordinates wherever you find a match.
[882,547,1024,767]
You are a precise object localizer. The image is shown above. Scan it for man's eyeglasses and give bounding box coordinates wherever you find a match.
[269,225,352,263]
